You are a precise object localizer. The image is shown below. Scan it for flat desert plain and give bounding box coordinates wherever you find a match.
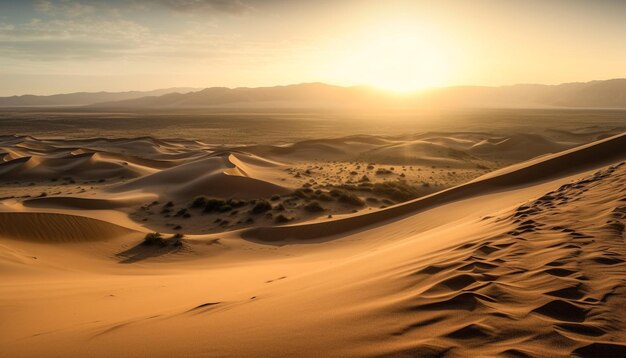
[1,109,626,357]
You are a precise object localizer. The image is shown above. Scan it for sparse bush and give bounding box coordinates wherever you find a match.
[172,233,184,246]
[330,189,365,206]
[218,205,233,213]
[371,180,421,202]
[270,194,281,201]
[303,201,325,212]
[203,199,229,213]
[251,200,272,214]
[293,188,310,199]
[227,199,247,208]
[274,214,292,223]
[190,196,207,208]
[317,193,333,201]
[376,168,393,175]
[143,232,165,246]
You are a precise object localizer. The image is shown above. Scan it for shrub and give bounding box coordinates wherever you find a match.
[371,180,421,202]
[329,189,365,206]
[274,214,292,223]
[143,232,165,246]
[270,194,281,201]
[293,188,310,199]
[317,193,333,202]
[190,196,207,208]
[218,205,232,213]
[251,200,272,214]
[203,199,227,213]
[226,199,247,208]
[303,201,324,212]
[172,233,184,246]
[338,191,365,206]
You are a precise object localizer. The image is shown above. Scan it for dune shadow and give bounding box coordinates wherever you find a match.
[115,239,183,264]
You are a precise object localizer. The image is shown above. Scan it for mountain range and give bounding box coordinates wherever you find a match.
[0,87,200,107]
[1,79,625,109]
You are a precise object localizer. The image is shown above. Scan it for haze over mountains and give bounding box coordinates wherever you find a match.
[1,79,625,109]
[0,88,200,107]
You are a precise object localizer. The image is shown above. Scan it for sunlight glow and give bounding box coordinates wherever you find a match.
[325,22,455,92]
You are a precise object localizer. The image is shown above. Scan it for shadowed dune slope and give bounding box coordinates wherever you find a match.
[0,212,137,242]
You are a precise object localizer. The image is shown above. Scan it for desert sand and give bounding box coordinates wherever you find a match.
[1,127,625,357]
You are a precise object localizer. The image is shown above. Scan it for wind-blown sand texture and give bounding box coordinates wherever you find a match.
[0,130,625,357]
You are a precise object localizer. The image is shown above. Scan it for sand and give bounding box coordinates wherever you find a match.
[0,129,625,357]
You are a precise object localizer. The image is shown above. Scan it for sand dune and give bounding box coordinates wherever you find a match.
[110,153,291,200]
[0,130,625,357]
[0,212,136,242]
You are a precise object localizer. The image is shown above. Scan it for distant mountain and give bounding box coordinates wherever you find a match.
[423,79,626,108]
[0,88,201,107]
[88,83,393,109]
[6,79,626,109]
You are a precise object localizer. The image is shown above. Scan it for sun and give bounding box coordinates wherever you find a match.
[324,22,455,92]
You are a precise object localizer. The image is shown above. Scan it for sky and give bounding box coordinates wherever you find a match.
[0,0,625,95]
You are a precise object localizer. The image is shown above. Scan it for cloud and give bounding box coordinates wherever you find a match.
[34,0,96,17]
[0,0,261,62]
[33,0,253,16]
[144,0,253,14]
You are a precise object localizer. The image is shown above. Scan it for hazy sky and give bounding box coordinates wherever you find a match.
[0,0,625,95]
